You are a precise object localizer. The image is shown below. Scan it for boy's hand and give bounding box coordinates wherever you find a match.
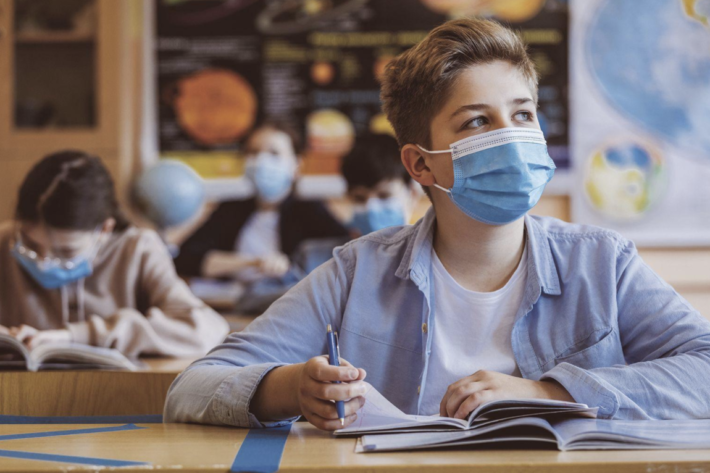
[297,356,367,431]
[439,370,574,419]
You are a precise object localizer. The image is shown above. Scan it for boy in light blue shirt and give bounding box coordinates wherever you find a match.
[165,18,710,430]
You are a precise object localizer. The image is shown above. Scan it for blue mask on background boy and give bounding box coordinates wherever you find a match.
[418,127,556,225]
[11,241,94,289]
[245,152,296,203]
[350,197,406,235]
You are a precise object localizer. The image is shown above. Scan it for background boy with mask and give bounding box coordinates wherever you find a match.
[174,122,349,281]
[165,18,710,430]
[341,133,420,236]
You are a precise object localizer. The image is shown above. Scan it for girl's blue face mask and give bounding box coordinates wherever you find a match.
[418,127,556,225]
[245,152,296,203]
[10,230,100,289]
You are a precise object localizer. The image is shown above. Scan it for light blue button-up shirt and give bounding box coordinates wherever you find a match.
[164,209,710,427]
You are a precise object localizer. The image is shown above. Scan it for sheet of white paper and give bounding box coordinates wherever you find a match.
[336,383,466,435]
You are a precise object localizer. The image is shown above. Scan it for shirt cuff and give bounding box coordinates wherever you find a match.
[541,362,620,418]
[67,321,92,345]
[212,362,300,428]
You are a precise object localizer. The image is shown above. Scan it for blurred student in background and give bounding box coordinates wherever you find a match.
[341,133,420,237]
[0,151,229,358]
[174,122,349,282]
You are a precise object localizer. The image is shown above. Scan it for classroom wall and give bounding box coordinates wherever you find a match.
[1,1,708,321]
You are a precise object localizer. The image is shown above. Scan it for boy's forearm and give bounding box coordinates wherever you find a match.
[250,363,304,421]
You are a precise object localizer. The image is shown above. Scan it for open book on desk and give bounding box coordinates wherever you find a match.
[358,417,710,452]
[335,383,598,436]
[0,334,138,371]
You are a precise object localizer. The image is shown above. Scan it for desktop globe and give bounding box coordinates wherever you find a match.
[583,141,666,222]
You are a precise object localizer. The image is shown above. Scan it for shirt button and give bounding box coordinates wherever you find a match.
[422,323,428,333]
[417,385,421,394]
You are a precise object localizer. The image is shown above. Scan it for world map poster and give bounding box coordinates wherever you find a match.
[571,0,710,246]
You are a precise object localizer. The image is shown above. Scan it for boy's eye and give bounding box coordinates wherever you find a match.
[464,116,488,129]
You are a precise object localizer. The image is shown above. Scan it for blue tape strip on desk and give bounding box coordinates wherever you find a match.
[0,424,145,442]
[231,425,292,473]
[0,414,162,424]
[0,449,148,467]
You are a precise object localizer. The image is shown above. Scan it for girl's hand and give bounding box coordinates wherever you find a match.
[439,370,574,419]
[258,252,290,278]
[10,325,72,349]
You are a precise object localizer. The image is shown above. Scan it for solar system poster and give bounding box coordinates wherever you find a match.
[570,0,710,246]
[155,0,570,194]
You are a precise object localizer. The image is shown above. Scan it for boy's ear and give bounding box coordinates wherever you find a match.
[401,144,437,190]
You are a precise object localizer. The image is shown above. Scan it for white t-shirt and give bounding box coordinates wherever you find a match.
[235,210,280,257]
[420,246,527,416]
[234,210,280,281]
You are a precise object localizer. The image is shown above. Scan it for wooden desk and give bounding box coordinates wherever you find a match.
[0,422,708,472]
[0,358,194,417]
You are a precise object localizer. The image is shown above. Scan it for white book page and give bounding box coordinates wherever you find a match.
[336,383,467,435]
[360,417,559,452]
[31,343,138,371]
[0,333,33,370]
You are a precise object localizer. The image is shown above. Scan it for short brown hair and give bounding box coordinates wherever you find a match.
[380,18,538,149]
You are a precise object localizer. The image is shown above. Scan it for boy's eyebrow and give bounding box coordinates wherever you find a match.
[449,97,534,119]
[450,103,490,118]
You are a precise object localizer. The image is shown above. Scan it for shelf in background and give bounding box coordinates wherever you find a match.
[15,31,95,44]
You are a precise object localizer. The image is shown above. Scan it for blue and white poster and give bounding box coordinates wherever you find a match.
[571,0,710,246]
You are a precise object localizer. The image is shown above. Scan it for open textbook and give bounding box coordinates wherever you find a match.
[337,384,710,452]
[0,333,138,371]
[357,418,710,452]
[335,383,597,436]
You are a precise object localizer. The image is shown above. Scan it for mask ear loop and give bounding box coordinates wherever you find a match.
[415,145,453,195]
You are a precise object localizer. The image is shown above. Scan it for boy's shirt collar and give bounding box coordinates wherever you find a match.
[395,208,562,297]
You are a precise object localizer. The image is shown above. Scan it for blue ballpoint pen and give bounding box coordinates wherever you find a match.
[326,324,346,426]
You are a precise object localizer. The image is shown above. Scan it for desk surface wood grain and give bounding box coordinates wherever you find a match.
[0,358,194,417]
[0,422,708,472]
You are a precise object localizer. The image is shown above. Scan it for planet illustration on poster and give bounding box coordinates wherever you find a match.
[369,113,396,137]
[171,69,257,146]
[583,140,667,222]
[419,0,546,22]
[311,61,335,85]
[307,109,355,155]
[373,55,394,82]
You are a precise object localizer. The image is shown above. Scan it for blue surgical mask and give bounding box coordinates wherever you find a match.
[10,232,99,289]
[245,152,296,203]
[350,197,407,235]
[418,127,556,225]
